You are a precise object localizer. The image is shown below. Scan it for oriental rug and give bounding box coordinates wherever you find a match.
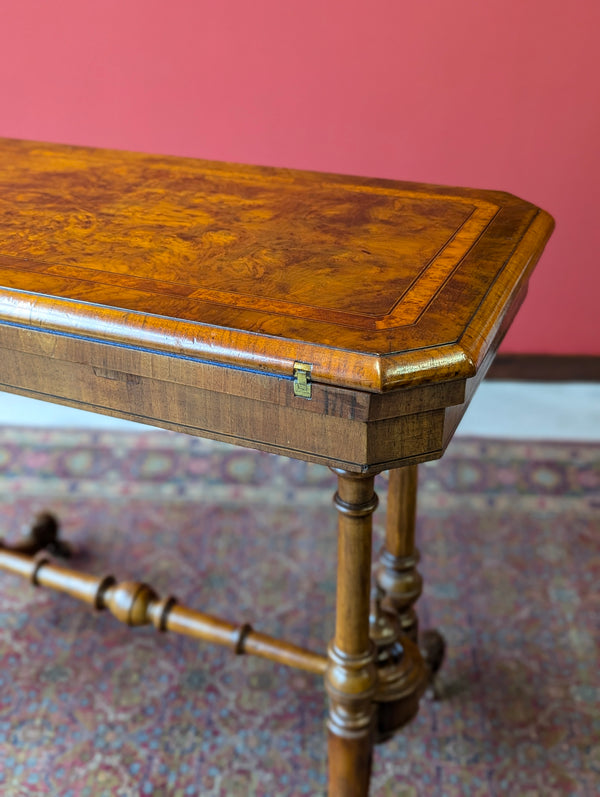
[0,428,598,796]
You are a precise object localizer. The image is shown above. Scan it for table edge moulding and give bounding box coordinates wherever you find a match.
[0,138,554,796]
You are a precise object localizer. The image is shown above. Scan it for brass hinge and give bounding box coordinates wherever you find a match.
[293,362,313,399]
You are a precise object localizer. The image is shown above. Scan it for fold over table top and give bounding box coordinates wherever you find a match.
[0,138,553,393]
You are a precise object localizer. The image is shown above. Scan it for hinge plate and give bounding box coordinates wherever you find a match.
[293,362,312,399]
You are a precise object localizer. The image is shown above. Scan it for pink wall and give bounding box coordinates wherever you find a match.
[1,0,598,354]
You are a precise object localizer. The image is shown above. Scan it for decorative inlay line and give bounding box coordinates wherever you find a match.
[377,202,499,328]
[0,193,498,332]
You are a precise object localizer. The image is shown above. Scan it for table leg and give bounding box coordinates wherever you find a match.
[377,466,446,692]
[326,470,378,797]
[0,512,71,557]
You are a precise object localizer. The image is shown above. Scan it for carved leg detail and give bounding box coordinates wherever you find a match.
[0,512,71,557]
[369,584,427,742]
[377,466,446,701]
[326,470,378,797]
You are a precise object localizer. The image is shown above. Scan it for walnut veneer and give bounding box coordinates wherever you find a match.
[0,139,554,795]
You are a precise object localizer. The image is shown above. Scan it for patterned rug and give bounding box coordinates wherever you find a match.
[0,428,598,796]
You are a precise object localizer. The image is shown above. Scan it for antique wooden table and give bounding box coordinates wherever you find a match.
[0,139,553,795]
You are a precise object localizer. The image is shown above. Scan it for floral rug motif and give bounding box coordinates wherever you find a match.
[0,428,598,796]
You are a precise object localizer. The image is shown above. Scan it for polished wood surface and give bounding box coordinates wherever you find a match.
[378,466,446,698]
[0,140,556,795]
[0,139,554,472]
[0,318,464,472]
[379,466,422,640]
[369,585,427,741]
[0,138,553,393]
[0,544,327,675]
[326,471,378,796]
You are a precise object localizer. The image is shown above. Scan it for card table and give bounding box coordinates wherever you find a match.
[0,139,553,795]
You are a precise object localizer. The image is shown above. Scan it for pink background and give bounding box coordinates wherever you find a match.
[1,0,598,354]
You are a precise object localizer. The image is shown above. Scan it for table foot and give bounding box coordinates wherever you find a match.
[420,628,446,699]
[0,512,71,557]
[370,586,427,742]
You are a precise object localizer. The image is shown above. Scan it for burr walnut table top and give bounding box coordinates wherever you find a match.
[0,139,554,471]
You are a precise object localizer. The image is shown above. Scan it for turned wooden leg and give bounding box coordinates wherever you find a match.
[326,470,378,797]
[0,512,71,557]
[369,583,427,742]
[377,466,445,696]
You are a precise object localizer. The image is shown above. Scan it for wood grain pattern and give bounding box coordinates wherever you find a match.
[378,466,427,662]
[0,338,451,472]
[0,140,558,795]
[369,586,427,741]
[326,471,379,796]
[0,138,554,392]
[0,547,328,675]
